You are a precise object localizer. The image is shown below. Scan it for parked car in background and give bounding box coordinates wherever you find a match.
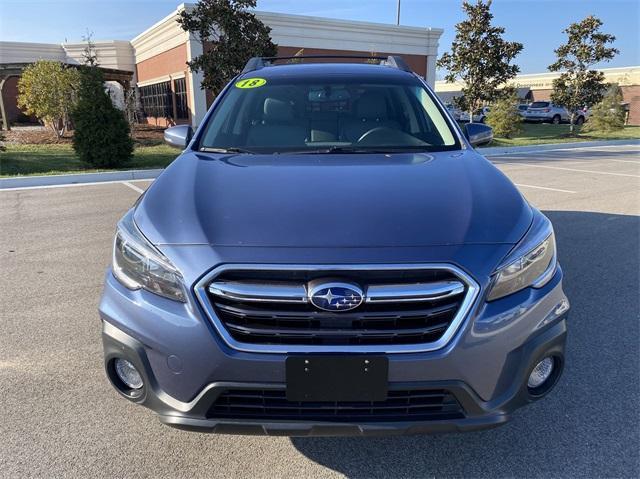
[517,104,530,118]
[475,106,490,123]
[523,102,587,125]
[459,106,490,123]
[446,103,462,121]
[523,102,569,124]
[575,107,590,125]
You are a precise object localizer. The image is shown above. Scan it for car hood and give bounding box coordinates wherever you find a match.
[135,150,532,247]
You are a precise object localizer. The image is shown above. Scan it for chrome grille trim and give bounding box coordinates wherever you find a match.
[209,279,466,305]
[209,281,308,303]
[194,264,480,354]
[365,280,465,303]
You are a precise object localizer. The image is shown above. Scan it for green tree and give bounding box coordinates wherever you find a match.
[178,0,278,96]
[71,67,133,168]
[485,90,523,139]
[17,60,81,138]
[583,85,626,132]
[437,0,523,122]
[549,16,618,133]
[81,30,99,67]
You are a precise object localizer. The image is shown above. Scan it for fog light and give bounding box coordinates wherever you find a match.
[528,357,554,389]
[114,358,143,389]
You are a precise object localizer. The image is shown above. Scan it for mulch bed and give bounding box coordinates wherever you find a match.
[3,124,166,146]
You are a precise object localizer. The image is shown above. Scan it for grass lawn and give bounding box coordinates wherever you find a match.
[481,123,640,147]
[0,144,179,177]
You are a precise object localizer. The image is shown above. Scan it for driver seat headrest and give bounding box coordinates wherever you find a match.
[356,92,388,120]
[263,98,295,122]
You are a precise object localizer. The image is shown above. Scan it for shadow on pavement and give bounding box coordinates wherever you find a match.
[290,210,640,478]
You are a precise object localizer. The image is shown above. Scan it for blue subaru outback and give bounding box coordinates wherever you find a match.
[100,56,569,436]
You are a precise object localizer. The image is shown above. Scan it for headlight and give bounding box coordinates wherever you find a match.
[112,209,187,302]
[487,210,557,301]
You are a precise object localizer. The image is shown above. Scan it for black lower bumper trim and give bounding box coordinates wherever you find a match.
[159,413,508,436]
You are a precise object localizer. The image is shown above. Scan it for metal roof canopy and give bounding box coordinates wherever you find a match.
[0,62,133,81]
[0,63,134,130]
[436,86,532,105]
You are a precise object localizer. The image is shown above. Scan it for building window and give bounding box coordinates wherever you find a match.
[174,78,188,120]
[139,81,173,119]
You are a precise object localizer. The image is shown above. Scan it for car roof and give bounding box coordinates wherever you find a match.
[236,62,419,82]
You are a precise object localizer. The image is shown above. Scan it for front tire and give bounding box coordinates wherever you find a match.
[574,116,585,126]
[552,115,561,125]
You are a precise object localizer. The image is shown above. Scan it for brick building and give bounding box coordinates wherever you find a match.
[435,66,640,125]
[0,3,443,129]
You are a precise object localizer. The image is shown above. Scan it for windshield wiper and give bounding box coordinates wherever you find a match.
[279,146,381,155]
[199,147,256,154]
[283,146,432,155]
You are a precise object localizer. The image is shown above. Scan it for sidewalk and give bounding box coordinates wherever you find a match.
[1,139,638,190]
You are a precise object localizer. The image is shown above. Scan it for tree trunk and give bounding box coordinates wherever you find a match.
[569,112,575,134]
[50,122,60,139]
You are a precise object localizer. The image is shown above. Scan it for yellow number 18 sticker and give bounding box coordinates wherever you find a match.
[235,78,267,89]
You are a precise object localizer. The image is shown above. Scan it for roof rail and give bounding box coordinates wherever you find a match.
[381,55,412,73]
[241,57,267,74]
[240,55,413,74]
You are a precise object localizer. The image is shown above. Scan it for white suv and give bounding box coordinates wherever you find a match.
[524,102,586,125]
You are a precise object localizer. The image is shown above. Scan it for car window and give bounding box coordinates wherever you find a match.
[199,75,460,154]
[530,101,550,108]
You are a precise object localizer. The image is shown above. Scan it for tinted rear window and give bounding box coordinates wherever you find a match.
[529,102,550,108]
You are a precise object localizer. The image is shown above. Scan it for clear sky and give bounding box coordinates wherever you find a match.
[1,0,638,76]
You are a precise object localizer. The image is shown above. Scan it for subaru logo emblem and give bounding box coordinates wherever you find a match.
[308,280,364,312]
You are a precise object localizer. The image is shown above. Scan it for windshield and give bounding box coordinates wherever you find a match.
[199,75,460,154]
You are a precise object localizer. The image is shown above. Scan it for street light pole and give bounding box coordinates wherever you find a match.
[396,0,401,25]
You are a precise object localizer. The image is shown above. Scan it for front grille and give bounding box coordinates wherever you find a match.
[202,266,474,348]
[208,388,465,422]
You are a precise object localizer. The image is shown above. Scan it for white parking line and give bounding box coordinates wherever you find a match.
[607,159,640,165]
[122,181,145,194]
[0,179,152,192]
[493,159,593,166]
[515,183,576,194]
[482,142,640,157]
[507,162,640,178]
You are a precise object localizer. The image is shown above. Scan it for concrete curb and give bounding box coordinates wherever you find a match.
[0,168,163,190]
[1,139,638,190]
[479,138,639,157]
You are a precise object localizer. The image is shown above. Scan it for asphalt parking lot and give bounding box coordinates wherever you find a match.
[1,144,639,478]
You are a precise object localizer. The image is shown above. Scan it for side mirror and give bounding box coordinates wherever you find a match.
[464,123,493,147]
[164,125,194,149]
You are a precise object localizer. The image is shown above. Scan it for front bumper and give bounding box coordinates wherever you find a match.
[99,265,569,436]
[102,317,566,436]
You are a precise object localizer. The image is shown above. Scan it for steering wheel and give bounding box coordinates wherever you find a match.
[356,127,427,146]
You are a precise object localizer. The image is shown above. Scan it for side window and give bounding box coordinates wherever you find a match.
[174,78,188,120]
[229,91,254,135]
[411,87,456,146]
[201,88,244,146]
[139,81,173,119]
